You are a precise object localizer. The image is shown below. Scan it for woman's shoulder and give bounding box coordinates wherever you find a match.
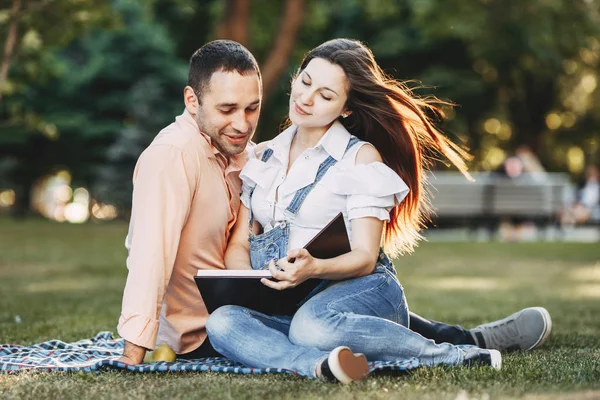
[328,139,408,196]
[342,138,382,166]
[354,142,383,165]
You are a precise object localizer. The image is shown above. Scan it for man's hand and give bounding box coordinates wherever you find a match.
[117,340,147,365]
[261,249,317,290]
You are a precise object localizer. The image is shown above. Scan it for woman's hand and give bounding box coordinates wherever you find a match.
[260,216,384,288]
[261,248,317,290]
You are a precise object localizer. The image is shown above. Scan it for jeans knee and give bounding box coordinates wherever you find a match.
[289,304,343,350]
[206,305,243,341]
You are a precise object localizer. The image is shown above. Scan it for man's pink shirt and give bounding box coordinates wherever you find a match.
[117,110,246,353]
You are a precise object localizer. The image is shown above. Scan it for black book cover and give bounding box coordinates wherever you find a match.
[195,212,350,315]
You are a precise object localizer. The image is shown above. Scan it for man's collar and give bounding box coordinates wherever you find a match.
[268,120,352,161]
[227,150,247,173]
[181,109,226,160]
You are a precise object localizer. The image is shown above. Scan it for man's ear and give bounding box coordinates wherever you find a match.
[184,86,199,116]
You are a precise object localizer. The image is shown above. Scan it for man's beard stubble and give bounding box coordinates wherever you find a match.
[194,113,252,157]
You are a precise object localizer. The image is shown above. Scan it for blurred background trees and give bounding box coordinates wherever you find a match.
[1,0,599,218]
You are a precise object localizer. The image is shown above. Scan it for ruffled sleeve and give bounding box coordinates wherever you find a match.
[323,162,410,221]
[238,148,280,208]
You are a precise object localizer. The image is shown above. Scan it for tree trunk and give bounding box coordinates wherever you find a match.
[260,0,305,99]
[0,0,22,104]
[507,72,555,157]
[214,0,251,47]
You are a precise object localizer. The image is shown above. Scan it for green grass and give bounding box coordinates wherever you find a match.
[1,218,599,399]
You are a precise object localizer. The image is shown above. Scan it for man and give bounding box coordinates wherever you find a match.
[117,40,261,364]
[117,40,552,376]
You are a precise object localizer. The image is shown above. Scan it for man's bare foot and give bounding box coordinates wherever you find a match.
[118,340,147,364]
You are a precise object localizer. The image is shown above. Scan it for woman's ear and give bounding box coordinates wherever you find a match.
[341,110,352,118]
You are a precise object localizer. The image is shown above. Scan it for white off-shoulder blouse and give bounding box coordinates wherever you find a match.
[240,121,410,250]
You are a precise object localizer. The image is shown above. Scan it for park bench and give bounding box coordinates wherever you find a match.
[426,171,577,239]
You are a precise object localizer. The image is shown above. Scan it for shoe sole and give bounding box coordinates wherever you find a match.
[488,349,502,370]
[328,347,369,384]
[526,307,552,350]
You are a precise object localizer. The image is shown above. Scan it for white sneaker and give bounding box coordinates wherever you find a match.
[319,346,370,384]
[463,349,502,370]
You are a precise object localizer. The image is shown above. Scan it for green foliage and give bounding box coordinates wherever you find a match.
[0,0,186,211]
[0,0,118,101]
[407,0,600,168]
[1,0,600,213]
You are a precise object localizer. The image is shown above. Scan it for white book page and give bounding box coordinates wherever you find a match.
[196,269,272,278]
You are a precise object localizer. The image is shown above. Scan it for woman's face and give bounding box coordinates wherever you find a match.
[289,58,350,129]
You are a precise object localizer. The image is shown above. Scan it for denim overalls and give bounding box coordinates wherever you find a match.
[246,136,397,278]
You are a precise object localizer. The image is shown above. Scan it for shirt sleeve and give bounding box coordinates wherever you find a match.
[323,162,410,221]
[117,144,196,350]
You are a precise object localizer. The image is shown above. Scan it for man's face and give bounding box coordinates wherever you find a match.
[194,71,262,157]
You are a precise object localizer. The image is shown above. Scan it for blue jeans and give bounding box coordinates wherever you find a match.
[206,264,474,377]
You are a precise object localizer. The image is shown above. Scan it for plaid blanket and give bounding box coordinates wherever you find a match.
[0,332,419,375]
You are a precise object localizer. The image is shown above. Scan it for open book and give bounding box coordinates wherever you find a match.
[195,212,350,315]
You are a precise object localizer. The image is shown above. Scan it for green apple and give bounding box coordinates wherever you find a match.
[151,344,177,362]
[143,350,154,363]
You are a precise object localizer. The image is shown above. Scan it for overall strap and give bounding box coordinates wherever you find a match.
[285,136,363,217]
[248,147,275,227]
[261,148,274,162]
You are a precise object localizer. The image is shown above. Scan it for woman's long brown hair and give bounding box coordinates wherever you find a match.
[298,38,472,256]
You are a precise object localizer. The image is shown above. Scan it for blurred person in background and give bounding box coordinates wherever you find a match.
[496,145,548,241]
[515,145,547,178]
[559,164,600,226]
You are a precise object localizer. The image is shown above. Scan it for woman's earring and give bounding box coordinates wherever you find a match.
[342,113,349,118]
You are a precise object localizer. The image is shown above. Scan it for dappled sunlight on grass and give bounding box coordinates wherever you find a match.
[561,284,600,300]
[412,277,505,291]
[568,263,600,282]
[562,263,600,299]
[24,277,123,294]
[521,390,600,400]
[25,278,100,294]
[0,263,78,279]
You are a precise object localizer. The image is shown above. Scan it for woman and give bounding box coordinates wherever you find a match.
[560,164,600,226]
[206,38,500,383]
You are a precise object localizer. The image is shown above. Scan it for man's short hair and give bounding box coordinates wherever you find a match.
[187,40,261,102]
